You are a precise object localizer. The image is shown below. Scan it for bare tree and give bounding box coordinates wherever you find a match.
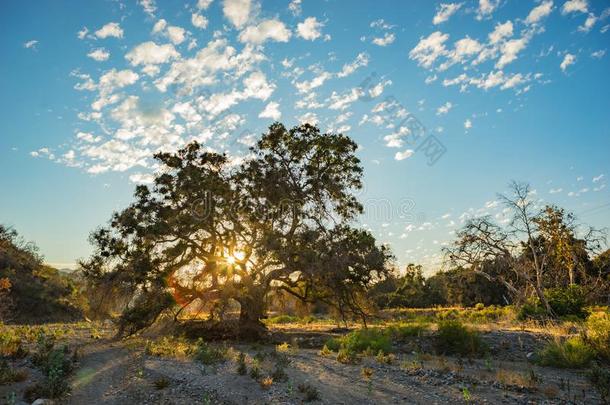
[445,181,606,316]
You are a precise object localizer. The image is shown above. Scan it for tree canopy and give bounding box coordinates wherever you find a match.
[82,123,392,338]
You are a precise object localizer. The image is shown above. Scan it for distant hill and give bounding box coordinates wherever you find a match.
[0,225,86,323]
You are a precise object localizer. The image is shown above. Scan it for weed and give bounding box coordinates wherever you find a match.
[249,360,261,380]
[298,382,320,402]
[276,342,291,353]
[154,377,170,390]
[236,352,247,375]
[319,345,332,357]
[0,360,28,384]
[272,365,288,382]
[588,364,610,404]
[192,339,226,365]
[260,376,273,390]
[336,347,359,364]
[375,350,395,365]
[537,337,595,368]
[265,315,301,324]
[462,387,471,401]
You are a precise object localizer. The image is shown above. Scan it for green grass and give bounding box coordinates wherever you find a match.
[586,310,610,361]
[537,337,595,368]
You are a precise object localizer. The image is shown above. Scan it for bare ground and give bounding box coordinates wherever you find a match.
[1,324,602,404]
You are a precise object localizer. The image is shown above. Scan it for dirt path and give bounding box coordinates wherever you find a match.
[67,339,141,404]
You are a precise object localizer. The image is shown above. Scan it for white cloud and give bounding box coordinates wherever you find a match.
[239,19,291,44]
[95,22,124,39]
[476,0,500,20]
[525,1,554,25]
[259,101,282,120]
[298,112,318,125]
[578,13,597,32]
[152,19,167,34]
[409,31,449,68]
[591,49,606,58]
[192,14,209,29]
[23,40,38,49]
[87,48,110,61]
[77,27,89,40]
[593,174,605,182]
[560,53,576,72]
[297,17,324,40]
[223,0,251,28]
[337,52,369,77]
[433,3,462,25]
[129,172,155,184]
[496,37,528,68]
[549,188,563,194]
[288,0,302,16]
[436,101,453,115]
[562,0,588,14]
[489,21,513,44]
[372,32,395,46]
[395,149,414,160]
[125,42,179,66]
[197,0,213,9]
[139,0,156,17]
[464,119,472,129]
[166,26,186,45]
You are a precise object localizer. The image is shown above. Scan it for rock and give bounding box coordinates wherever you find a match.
[31,399,52,405]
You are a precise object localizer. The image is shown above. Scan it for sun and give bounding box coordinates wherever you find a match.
[226,256,236,265]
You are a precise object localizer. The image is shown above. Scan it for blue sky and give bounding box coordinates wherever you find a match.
[0,0,609,272]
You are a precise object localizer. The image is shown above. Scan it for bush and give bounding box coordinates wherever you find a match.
[25,333,75,400]
[298,382,320,402]
[192,339,226,365]
[0,360,27,384]
[537,337,595,368]
[340,328,392,354]
[586,310,610,361]
[435,320,486,357]
[387,322,427,341]
[518,287,588,320]
[266,315,301,324]
[546,286,588,319]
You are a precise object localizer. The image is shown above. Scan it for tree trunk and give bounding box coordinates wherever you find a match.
[238,293,267,340]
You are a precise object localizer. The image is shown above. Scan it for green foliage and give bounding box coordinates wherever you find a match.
[192,339,226,365]
[537,337,595,368]
[586,310,610,361]
[265,315,302,324]
[25,332,75,400]
[435,320,486,357]
[0,225,85,323]
[336,347,359,364]
[386,322,428,340]
[546,286,588,318]
[519,286,588,320]
[82,124,392,337]
[588,364,610,404]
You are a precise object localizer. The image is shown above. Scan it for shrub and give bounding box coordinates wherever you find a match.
[260,376,273,389]
[192,339,225,365]
[336,347,359,364]
[145,336,192,358]
[588,364,610,404]
[474,303,485,311]
[153,377,170,390]
[517,301,548,321]
[546,286,588,319]
[25,333,75,400]
[586,311,610,361]
[435,320,486,357]
[537,337,595,368]
[236,352,247,375]
[266,315,301,324]
[387,322,427,340]
[340,328,392,354]
[298,382,320,402]
[0,360,27,384]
